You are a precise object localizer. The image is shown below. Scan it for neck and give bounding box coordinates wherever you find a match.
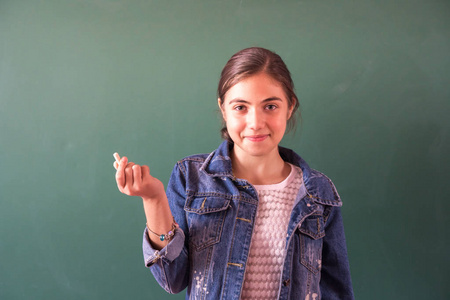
[231,146,290,185]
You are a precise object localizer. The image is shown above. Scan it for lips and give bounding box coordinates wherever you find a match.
[245,134,269,142]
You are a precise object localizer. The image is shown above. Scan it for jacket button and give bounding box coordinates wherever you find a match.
[283,279,290,286]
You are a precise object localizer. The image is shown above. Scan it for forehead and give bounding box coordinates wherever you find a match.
[224,72,286,102]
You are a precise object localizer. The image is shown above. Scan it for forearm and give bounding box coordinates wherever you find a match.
[320,207,354,299]
[142,194,175,250]
[142,193,189,293]
[145,230,189,294]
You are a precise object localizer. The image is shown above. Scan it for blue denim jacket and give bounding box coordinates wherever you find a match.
[143,141,354,299]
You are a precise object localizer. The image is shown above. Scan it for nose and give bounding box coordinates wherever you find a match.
[247,108,265,130]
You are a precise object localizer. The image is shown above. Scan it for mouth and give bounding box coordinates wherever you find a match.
[245,134,269,142]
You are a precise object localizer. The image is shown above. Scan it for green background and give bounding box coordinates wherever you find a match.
[1,0,449,299]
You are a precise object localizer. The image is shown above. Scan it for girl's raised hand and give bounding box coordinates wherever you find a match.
[113,152,165,201]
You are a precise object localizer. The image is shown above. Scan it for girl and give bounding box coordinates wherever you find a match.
[114,47,354,299]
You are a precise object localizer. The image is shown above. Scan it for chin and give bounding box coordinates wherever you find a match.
[238,142,278,157]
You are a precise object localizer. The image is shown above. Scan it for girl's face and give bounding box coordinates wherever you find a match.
[219,72,293,160]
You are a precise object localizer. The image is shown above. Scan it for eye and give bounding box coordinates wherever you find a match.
[233,105,246,111]
[265,104,278,110]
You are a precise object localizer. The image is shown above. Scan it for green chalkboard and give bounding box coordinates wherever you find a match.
[1,0,449,299]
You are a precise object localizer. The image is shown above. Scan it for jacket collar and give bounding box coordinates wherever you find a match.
[200,140,309,178]
[200,140,341,206]
[200,140,234,178]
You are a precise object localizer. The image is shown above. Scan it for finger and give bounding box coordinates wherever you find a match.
[115,156,128,188]
[118,156,128,169]
[113,161,119,170]
[132,164,142,185]
[141,165,150,180]
[124,162,135,187]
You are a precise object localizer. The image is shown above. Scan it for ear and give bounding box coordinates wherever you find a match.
[218,98,226,121]
[287,99,295,120]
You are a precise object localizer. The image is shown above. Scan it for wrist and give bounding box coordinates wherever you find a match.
[142,194,171,221]
[146,217,177,242]
[142,194,166,205]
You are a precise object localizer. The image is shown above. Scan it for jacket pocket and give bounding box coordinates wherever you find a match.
[299,215,325,275]
[184,195,230,251]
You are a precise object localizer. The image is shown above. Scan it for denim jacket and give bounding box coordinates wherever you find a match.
[143,141,354,299]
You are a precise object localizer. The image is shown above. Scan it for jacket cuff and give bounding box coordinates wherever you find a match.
[143,226,185,267]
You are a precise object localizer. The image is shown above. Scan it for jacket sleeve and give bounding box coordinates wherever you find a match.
[320,206,355,300]
[142,162,190,294]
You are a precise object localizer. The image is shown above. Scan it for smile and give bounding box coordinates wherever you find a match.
[245,135,269,142]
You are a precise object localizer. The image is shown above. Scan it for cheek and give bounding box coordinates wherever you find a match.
[225,117,241,130]
[270,117,289,133]
[272,114,285,124]
[224,116,247,138]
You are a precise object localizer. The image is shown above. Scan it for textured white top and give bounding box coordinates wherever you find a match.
[241,164,303,300]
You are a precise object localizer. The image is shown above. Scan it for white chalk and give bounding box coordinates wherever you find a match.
[113,152,121,170]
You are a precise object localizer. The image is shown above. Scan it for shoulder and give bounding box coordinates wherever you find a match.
[279,146,342,206]
[171,153,209,176]
[174,141,234,178]
[305,168,342,207]
[179,153,210,164]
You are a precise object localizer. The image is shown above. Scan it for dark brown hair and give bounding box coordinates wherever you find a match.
[217,47,300,141]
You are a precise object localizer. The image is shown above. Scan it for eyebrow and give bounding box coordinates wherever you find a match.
[228,97,283,104]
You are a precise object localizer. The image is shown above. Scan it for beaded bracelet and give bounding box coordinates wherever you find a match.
[146,218,177,242]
